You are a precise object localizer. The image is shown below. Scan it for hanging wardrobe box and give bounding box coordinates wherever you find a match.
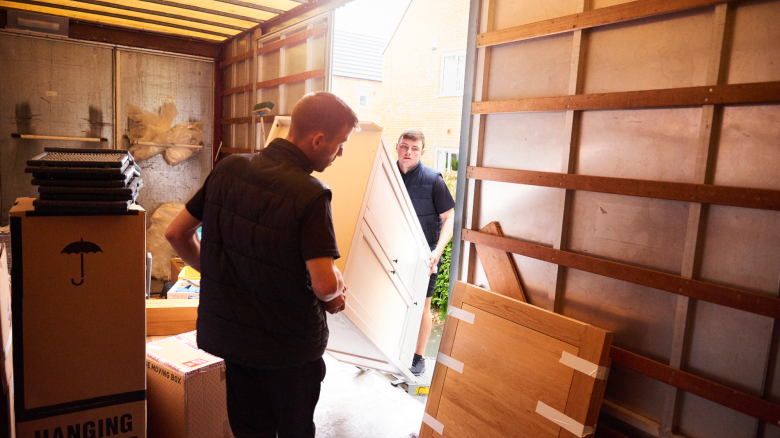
[9,198,147,438]
[266,118,432,382]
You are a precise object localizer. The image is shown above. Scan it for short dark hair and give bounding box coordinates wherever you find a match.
[398,129,425,149]
[289,92,360,141]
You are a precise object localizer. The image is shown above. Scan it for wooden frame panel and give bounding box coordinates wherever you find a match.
[466,166,780,211]
[462,229,780,319]
[422,282,611,437]
[472,81,780,114]
[476,0,736,48]
[220,23,327,67]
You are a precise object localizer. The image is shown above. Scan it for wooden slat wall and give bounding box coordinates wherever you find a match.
[218,15,331,158]
[454,0,780,437]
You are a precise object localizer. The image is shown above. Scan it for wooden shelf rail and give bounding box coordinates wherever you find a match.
[471,81,780,114]
[223,68,325,96]
[222,114,289,125]
[129,140,202,149]
[466,166,780,211]
[11,133,107,142]
[221,23,328,68]
[610,347,780,425]
[461,229,780,319]
[476,0,740,48]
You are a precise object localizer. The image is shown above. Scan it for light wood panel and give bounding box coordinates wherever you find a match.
[473,222,526,302]
[146,299,198,336]
[462,228,780,319]
[221,23,327,67]
[476,0,735,48]
[222,68,324,95]
[472,81,780,114]
[422,282,612,438]
[466,166,780,211]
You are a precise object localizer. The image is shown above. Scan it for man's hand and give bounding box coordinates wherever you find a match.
[324,289,347,314]
[428,251,442,276]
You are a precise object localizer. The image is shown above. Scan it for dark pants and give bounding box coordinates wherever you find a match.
[225,357,326,438]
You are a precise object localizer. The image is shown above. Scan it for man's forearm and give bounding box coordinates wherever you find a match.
[170,233,201,273]
[434,217,455,255]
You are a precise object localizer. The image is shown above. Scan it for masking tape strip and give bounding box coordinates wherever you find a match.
[423,413,444,435]
[447,306,475,324]
[536,401,595,437]
[4,329,11,357]
[436,352,464,374]
[560,351,609,380]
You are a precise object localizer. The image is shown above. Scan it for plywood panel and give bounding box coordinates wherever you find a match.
[260,48,280,81]
[482,113,568,171]
[604,366,670,425]
[285,38,308,76]
[582,9,713,94]
[0,34,114,225]
[437,304,580,438]
[726,0,780,84]
[577,108,702,183]
[487,34,574,100]
[120,50,213,228]
[713,105,780,190]
[567,191,690,274]
[677,391,759,438]
[478,182,563,247]
[493,0,579,31]
[472,254,554,308]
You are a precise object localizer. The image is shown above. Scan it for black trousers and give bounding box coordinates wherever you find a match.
[225,357,326,438]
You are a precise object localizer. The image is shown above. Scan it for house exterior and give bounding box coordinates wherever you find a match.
[380,0,469,171]
[331,30,385,124]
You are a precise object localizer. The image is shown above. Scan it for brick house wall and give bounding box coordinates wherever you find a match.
[381,0,470,169]
[332,76,383,124]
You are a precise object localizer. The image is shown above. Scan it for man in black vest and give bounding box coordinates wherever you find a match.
[165,92,360,438]
[396,129,455,376]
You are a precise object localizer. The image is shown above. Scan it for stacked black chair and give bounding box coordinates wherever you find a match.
[26,147,143,213]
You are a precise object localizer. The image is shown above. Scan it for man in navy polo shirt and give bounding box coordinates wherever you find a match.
[396,129,455,376]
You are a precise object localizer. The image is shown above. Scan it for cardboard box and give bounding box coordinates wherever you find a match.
[171,258,185,281]
[178,266,200,281]
[167,279,200,300]
[146,336,233,438]
[10,198,147,438]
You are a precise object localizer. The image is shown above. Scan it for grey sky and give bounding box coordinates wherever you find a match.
[334,0,412,40]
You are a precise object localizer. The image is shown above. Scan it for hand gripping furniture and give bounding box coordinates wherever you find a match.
[266,118,432,382]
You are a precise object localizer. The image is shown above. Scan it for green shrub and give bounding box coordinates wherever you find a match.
[431,240,452,321]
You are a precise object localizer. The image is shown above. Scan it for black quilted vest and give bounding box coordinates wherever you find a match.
[400,160,443,248]
[196,138,330,368]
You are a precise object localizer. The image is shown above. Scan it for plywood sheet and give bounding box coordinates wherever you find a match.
[577,107,703,183]
[493,0,579,31]
[677,391,759,438]
[488,34,574,100]
[582,9,713,94]
[726,0,780,84]
[482,112,568,171]
[474,222,526,302]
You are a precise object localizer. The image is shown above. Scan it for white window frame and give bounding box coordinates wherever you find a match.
[435,147,460,172]
[439,50,466,97]
[358,86,369,109]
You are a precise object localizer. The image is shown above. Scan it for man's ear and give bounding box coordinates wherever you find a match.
[311,132,326,150]
[420,147,425,156]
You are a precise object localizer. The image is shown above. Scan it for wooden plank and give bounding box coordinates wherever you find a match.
[473,222,526,302]
[222,68,326,96]
[466,166,780,211]
[459,282,587,347]
[462,229,780,319]
[561,326,613,438]
[471,81,780,114]
[610,346,780,425]
[146,299,198,336]
[476,0,734,48]
[219,147,253,154]
[221,23,328,68]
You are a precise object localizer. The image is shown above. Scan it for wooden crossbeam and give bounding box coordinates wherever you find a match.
[222,68,325,95]
[221,114,289,125]
[471,81,780,114]
[466,167,780,211]
[461,229,780,319]
[221,23,327,68]
[476,0,736,48]
[610,347,780,425]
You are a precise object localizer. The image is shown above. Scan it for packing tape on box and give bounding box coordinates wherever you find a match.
[535,401,595,437]
[436,352,464,374]
[447,306,475,324]
[559,351,609,380]
[423,413,444,435]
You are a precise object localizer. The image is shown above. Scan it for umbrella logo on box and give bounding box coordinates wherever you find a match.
[61,238,103,286]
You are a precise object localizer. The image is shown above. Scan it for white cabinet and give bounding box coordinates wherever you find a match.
[266,118,431,381]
